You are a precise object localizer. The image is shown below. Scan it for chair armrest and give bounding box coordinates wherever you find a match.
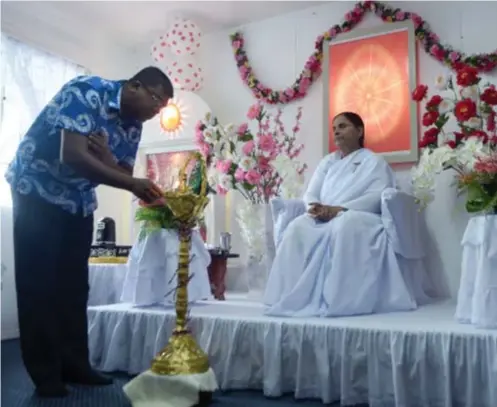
[270,198,306,248]
[381,188,427,259]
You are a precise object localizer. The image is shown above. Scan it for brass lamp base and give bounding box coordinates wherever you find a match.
[151,329,210,376]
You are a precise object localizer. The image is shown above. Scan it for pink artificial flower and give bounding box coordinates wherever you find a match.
[395,11,406,20]
[232,40,241,49]
[216,185,228,195]
[234,168,246,182]
[298,77,311,93]
[247,103,263,120]
[258,134,276,152]
[216,160,232,174]
[199,142,211,157]
[239,66,250,79]
[194,129,204,143]
[242,140,255,155]
[410,13,424,29]
[430,44,445,61]
[284,88,296,98]
[449,51,461,62]
[245,169,262,185]
[237,123,249,135]
[257,156,271,171]
[429,32,440,42]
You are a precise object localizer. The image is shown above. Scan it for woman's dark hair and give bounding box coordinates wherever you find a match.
[334,112,365,147]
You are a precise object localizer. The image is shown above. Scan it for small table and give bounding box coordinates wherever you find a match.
[207,249,239,300]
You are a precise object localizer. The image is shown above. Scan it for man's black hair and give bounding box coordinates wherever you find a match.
[131,66,174,98]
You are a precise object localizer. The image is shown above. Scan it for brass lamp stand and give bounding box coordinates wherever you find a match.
[123,152,217,407]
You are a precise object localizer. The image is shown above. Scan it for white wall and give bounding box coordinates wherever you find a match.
[161,0,496,296]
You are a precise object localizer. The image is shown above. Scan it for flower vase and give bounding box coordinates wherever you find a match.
[236,201,275,300]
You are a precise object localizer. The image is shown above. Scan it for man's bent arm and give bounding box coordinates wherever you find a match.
[61,130,134,190]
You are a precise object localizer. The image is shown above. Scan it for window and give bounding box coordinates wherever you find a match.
[0,34,88,206]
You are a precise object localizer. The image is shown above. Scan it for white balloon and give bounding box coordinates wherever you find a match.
[150,34,169,64]
[165,19,202,56]
[165,59,203,92]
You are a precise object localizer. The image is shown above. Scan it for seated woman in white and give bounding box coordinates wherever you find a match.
[264,112,416,317]
[121,229,212,307]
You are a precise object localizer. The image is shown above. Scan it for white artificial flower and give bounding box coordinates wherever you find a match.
[219,174,233,191]
[203,129,214,143]
[207,170,219,188]
[434,74,449,90]
[213,141,225,159]
[464,117,482,129]
[438,99,455,115]
[460,85,479,101]
[272,155,294,177]
[239,156,255,171]
[428,145,457,172]
[456,136,487,171]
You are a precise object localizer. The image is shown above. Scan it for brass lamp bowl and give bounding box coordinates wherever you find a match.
[163,191,210,224]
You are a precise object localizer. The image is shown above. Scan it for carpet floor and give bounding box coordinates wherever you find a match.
[1,339,368,407]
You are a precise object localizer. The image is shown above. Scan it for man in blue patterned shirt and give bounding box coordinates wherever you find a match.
[6,67,173,397]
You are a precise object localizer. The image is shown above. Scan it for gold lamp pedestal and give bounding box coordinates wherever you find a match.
[123,153,217,407]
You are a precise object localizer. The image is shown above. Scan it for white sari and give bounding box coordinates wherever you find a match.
[264,148,416,317]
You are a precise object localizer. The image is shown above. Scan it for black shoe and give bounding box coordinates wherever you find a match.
[35,383,68,398]
[63,369,113,386]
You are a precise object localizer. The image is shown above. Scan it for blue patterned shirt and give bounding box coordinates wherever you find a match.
[5,76,142,217]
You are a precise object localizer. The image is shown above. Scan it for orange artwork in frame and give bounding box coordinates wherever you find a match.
[323,21,419,164]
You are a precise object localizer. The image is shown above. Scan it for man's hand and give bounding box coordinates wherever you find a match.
[131,178,163,204]
[88,132,115,165]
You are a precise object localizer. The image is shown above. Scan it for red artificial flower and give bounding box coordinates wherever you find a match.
[426,95,443,110]
[470,130,489,143]
[456,66,479,87]
[454,131,466,142]
[481,86,497,106]
[412,85,428,102]
[454,99,477,122]
[487,111,496,132]
[419,127,439,147]
[446,140,457,149]
[422,111,439,127]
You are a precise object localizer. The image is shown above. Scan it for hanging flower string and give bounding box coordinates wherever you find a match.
[230,0,497,105]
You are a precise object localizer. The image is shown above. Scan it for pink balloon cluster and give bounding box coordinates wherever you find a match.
[150,18,204,92]
[165,60,203,93]
[166,19,202,56]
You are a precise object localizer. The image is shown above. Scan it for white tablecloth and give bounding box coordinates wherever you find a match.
[456,215,497,329]
[88,263,127,306]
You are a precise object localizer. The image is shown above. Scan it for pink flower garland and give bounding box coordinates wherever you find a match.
[230,0,497,105]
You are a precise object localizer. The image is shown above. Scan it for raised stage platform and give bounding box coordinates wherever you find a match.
[88,297,497,407]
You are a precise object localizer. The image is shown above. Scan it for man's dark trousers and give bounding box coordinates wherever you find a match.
[12,191,93,387]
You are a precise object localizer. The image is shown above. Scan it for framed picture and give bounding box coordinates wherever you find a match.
[323,21,418,164]
[135,139,199,190]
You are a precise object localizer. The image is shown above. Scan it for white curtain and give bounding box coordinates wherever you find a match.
[0,33,88,339]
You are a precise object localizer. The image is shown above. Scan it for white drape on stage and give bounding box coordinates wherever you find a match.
[88,301,497,407]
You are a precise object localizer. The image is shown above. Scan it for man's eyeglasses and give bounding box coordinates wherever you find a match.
[140,82,169,107]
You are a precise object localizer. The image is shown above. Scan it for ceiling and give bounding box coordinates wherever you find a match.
[1,1,325,52]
